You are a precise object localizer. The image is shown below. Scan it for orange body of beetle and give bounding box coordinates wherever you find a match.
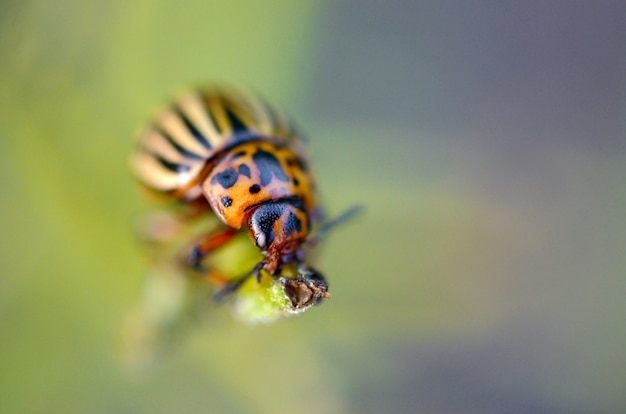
[132,86,330,306]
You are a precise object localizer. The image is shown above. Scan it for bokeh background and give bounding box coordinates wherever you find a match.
[1,1,625,413]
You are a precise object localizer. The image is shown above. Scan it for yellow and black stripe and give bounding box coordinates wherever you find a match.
[132,86,299,197]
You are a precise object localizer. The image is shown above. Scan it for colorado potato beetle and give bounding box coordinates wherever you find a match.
[132,85,357,311]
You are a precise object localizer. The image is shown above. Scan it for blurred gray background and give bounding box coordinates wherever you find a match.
[1,1,624,413]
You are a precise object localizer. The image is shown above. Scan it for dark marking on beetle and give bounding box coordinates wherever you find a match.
[202,97,221,133]
[278,196,306,212]
[156,126,204,160]
[220,196,233,208]
[157,156,191,173]
[253,149,290,186]
[224,105,248,133]
[238,164,251,178]
[293,178,299,186]
[249,184,261,194]
[230,150,247,160]
[211,167,239,189]
[295,156,308,172]
[283,211,302,236]
[175,108,212,150]
[250,203,282,249]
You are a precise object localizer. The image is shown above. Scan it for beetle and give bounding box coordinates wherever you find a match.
[132,85,356,308]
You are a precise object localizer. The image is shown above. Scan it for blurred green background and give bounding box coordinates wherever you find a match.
[1,1,625,413]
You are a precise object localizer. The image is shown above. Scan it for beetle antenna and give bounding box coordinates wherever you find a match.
[306,205,363,246]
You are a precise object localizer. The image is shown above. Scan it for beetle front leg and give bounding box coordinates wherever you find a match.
[212,262,263,303]
[185,227,239,273]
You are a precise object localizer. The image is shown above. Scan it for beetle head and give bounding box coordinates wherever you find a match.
[247,199,310,274]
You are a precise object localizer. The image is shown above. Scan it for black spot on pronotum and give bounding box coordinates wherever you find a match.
[238,164,251,178]
[220,196,233,208]
[253,149,290,186]
[211,167,239,189]
[284,211,302,236]
[293,178,299,186]
[249,184,261,194]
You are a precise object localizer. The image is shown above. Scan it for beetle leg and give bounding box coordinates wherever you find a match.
[185,227,238,272]
[212,262,263,303]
